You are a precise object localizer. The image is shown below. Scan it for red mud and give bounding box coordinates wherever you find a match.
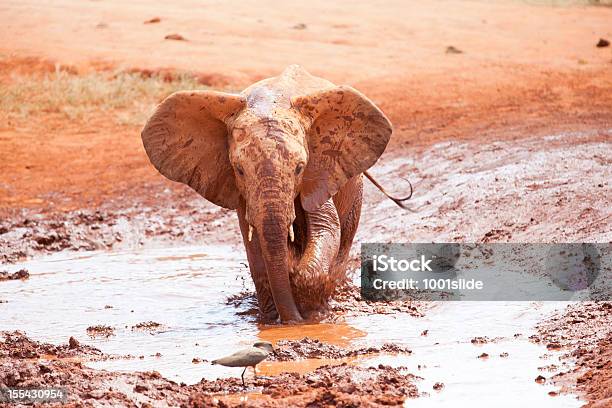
[536,302,612,407]
[0,331,419,407]
[272,337,412,361]
[189,363,419,407]
[86,326,115,339]
[0,269,28,281]
[1,334,187,406]
[131,322,163,332]
[1,331,103,360]
[0,0,611,405]
[329,283,426,320]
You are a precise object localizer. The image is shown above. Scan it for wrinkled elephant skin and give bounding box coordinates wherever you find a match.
[141,65,392,323]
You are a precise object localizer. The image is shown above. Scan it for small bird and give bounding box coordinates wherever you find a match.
[211,341,276,386]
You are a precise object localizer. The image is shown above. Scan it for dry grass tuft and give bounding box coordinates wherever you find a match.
[0,66,213,125]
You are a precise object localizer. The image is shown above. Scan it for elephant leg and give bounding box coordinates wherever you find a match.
[291,198,341,315]
[236,203,278,322]
[333,175,363,263]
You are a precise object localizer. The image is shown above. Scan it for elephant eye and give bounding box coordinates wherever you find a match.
[236,164,245,176]
[295,163,304,175]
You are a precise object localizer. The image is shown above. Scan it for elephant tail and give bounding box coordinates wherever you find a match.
[363,171,413,210]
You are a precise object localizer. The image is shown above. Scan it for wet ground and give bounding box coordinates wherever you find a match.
[1,128,611,406]
[1,0,611,405]
[0,245,589,407]
[536,302,612,407]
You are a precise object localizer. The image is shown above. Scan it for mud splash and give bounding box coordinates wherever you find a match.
[0,246,584,406]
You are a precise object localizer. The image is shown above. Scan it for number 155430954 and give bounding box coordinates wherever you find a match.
[0,387,67,403]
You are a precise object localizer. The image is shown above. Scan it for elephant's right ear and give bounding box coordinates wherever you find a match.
[141,91,246,209]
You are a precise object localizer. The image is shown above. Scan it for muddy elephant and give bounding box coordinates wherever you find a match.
[141,65,393,323]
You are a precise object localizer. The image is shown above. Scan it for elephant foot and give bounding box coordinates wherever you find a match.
[259,309,279,323]
[255,289,280,323]
[260,309,306,324]
[253,283,305,323]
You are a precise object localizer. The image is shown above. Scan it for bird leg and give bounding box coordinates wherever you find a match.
[241,367,247,387]
[253,365,257,379]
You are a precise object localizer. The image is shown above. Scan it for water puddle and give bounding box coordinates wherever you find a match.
[0,246,582,406]
[350,302,581,406]
[1,245,260,384]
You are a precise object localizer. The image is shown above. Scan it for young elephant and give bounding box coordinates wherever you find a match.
[141,65,392,323]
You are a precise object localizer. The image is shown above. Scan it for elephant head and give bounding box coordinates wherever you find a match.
[141,68,391,322]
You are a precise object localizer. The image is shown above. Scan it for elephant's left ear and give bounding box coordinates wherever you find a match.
[292,86,392,212]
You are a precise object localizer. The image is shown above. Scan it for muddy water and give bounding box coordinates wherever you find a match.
[0,245,260,383]
[1,246,581,406]
[353,302,581,406]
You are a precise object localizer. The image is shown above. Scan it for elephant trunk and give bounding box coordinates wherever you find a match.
[255,203,303,323]
[292,199,341,313]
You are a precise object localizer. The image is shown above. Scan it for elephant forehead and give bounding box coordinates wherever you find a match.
[233,112,305,142]
[234,132,306,163]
